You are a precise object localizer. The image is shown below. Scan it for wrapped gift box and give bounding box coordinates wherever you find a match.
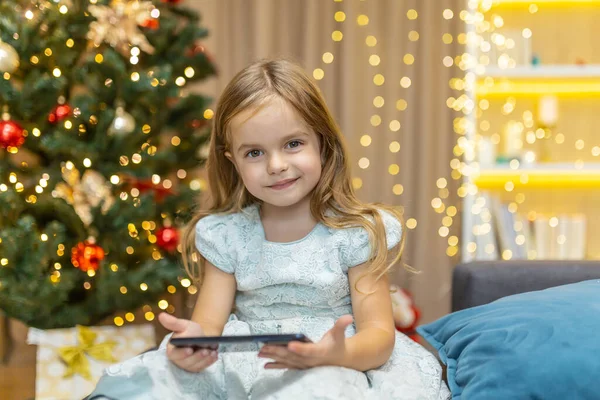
[27,324,156,400]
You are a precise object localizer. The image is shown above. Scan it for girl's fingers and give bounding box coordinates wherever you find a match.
[187,351,219,372]
[168,346,194,362]
[177,349,217,371]
[259,348,307,369]
[287,342,320,357]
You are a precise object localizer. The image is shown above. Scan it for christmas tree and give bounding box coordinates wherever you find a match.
[0,0,216,329]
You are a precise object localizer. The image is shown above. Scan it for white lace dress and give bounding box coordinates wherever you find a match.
[90,205,449,400]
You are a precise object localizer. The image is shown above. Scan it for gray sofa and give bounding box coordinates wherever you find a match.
[451,260,600,311]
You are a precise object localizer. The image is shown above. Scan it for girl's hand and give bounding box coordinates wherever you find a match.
[258,315,353,370]
[158,312,218,373]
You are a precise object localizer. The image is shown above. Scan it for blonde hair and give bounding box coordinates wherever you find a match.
[182,58,407,285]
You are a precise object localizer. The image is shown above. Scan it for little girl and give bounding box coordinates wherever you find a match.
[91,59,449,399]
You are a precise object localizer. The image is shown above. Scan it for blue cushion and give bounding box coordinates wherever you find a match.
[417,279,600,399]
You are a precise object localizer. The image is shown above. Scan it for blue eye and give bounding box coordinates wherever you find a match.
[246,149,263,158]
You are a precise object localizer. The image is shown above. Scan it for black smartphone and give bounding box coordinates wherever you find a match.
[170,333,311,352]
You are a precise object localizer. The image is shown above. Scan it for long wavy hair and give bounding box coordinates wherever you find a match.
[182,58,408,287]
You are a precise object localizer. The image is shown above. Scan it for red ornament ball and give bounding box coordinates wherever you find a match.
[0,119,25,149]
[71,241,105,272]
[156,227,179,252]
[140,18,159,30]
[48,104,72,124]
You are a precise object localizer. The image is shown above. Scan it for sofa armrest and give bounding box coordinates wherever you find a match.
[452,261,600,311]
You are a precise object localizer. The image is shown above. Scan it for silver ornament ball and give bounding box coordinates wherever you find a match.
[0,40,20,73]
[109,106,136,135]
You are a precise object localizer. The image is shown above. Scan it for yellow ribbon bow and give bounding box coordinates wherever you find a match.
[58,325,118,380]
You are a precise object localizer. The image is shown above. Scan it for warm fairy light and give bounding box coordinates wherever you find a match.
[388,164,400,175]
[392,184,404,195]
[158,300,169,310]
[131,72,140,81]
[59,5,68,13]
[332,31,343,41]
[140,283,148,291]
[53,68,61,77]
[25,10,34,19]
[167,285,176,294]
[369,55,380,66]
[357,15,369,26]
[181,278,191,288]
[389,141,400,153]
[184,67,195,78]
[373,74,385,85]
[389,120,401,132]
[114,317,124,326]
[334,11,346,22]
[407,9,418,20]
[366,36,377,46]
[110,175,120,184]
[203,109,214,119]
[360,135,372,146]
[370,115,381,126]
[358,157,370,169]
[406,218,417,229]
[323,52,334,63]
[313,68,325,80]
[175,77,186,86]
[352,178,363,189]
[400,77,412,88]
[95,54,103,63]
[396,99,407,111]
[145,312,155,321]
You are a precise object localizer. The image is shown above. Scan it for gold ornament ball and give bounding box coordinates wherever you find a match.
[0,40,20,73]
[109,106,136,135]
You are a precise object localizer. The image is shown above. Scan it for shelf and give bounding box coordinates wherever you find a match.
[474,163,600,189]
[483,65,600,78]
[475,66,600,96]
[483,0,600,7]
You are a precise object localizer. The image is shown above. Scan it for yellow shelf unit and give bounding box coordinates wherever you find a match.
[483,0,600,7]
[474,164,600,189]
[475,66,600,96]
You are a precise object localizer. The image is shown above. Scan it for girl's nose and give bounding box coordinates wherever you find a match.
[267,153,289,174]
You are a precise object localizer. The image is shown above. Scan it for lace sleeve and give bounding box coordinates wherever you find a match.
[195,214,236,274]
[339,209,402,269]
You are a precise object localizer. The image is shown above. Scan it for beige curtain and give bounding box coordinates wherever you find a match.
[189,0,462,323]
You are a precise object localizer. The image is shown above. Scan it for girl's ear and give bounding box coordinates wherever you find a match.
[224,151,239,171]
